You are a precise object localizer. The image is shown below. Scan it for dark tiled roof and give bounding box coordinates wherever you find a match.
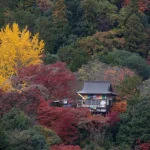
[77,81,117,95]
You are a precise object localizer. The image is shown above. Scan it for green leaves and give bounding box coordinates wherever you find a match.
[0,120,9,150]
[1,108,49,150]
[8,129,49,150]
[34,125,62,146]
[116,97,150,148]
[2,108,32,131]
[58,45,90,71]
[124,14,149,56]
[101,50,150,79]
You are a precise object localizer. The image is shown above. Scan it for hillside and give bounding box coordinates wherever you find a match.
[0,0,150,150]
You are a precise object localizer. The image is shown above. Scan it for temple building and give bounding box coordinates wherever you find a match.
[77,81,117,114]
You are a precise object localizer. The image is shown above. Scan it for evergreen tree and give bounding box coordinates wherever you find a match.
[0,120,9,150]
[124,14,149,57]
[116,97,150,149]
[50,0,69,53]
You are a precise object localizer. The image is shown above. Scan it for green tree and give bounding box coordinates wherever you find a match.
[0,5,5,28]
[125,54,150,79]
[2,108,32,131]
[65,0,84,35]
[50,0,69,53]
[1,109,49,150]
[0,120,9,150]
[117,76,142,101]
[34,16,53,53]
[81,0,117,32]
[66,30,125,58]
[101,50,130,66]
[18,0,37,12]
[44,53,60,64]
[140,78,150,97]
[7,0,20,9]
[34,125,62,146]
[124,14,149,57]
[8,129,49,150]
[116,97,150,149]
[58,44,90,71]
[101,50,150,79]
[14,10,35,30]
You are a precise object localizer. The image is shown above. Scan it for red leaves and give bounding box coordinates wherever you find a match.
[78,114,107,134]
[107,111,120,126]
[0,87,43,116]
[0,61,122,146]
[104,67,135,87]
[37,100,91,144]
[136,139,150,150]
[51,145,81,150]
[18,62,76,100]
[138,0,150,12]
[37,100,121,144]
[123,0,150,12]
[123,0,130,6]
[1,62,76,117]
[37,101,88,144]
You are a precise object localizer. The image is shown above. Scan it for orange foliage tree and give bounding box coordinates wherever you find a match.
[111,101,127,113]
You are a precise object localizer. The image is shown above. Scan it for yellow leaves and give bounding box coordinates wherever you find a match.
[0,23,45,88]
[0,75,7,86]
[0,76,13,91]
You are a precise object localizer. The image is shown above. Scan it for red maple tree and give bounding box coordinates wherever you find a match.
[37,100,90,144]
[107,111,120,126]
[51,145,81,150]
[0,62,76,117]
[136,139,150,150]
[18,62,76,100]
[0,87,42,116]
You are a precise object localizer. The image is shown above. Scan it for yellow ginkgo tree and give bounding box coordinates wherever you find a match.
[0,23,44,87]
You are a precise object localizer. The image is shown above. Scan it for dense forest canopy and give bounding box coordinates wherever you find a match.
[0,0,150,150]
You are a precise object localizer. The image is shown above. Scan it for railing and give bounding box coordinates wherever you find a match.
[77,102,109,113]
[78,104,106,108]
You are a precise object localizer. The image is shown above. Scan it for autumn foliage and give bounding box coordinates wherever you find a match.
[107,111,120,126]
[104,67,135,87]
[37,99,89,144]
[51,145,81,150]
[123,0,130,6]
[0,62,76,116]
[0,87,42,116]
[18,62,76,100]
[136,139,150,150]
[36,0,53,11]
[78,114,107,136]
[0,23,44,86]
[138,0,150,12]
[111,101,127,113]
[0,1,150,149]
[123,0,150,12]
